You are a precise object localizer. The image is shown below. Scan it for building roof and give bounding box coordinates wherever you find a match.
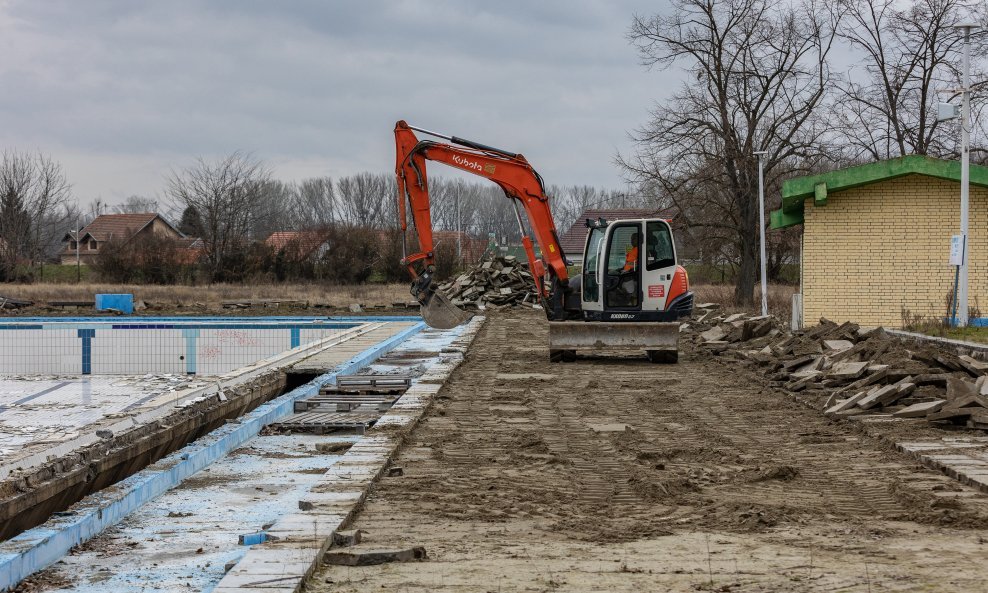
[264,230,331,259]
[771,155,988,229]
[61,213,179,252]
[558,208,672,259]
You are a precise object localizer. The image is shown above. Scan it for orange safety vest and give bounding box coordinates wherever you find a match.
[623,246,638,272]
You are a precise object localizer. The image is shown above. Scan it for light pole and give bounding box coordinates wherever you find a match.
[75,219,81,283]
[754,150,768,317]
[456,191,462,261]
[956,23,976,326]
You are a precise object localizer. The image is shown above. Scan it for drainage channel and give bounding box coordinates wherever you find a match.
[0,319,434,592]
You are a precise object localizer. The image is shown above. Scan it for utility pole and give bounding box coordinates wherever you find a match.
[957,23,976,326]
[456,191,462,261]
[75,219,81,283]
[755,150,768,317]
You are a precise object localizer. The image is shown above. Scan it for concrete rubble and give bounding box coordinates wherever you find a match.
[437,255,540,309]
[688,303,988,432]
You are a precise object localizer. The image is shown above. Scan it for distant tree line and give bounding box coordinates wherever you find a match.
[2,0,983,293]
[0,148,642,285]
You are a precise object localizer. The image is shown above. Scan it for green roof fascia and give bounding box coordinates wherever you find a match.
[780,155,988,216]
[770,204,804,229]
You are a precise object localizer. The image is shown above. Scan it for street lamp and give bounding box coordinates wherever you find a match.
[957,23,976,326]
[938,24,978,326]
[754,150,768,317]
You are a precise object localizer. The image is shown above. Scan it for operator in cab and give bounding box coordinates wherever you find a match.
[622,233,640,272]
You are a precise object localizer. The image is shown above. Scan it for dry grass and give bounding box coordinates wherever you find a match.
[691,283,798,321]
[0,282,412,308]
[1,280,796,319]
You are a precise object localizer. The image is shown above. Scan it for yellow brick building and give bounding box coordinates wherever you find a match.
[770,156,988,328]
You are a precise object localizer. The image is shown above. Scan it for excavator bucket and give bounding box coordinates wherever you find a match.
[547,321,680,363]
[417,286,474,330]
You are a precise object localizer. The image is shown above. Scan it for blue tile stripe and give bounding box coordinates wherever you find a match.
[77,329,95,375]
[0,321,426,592]
[290,327,301,349]
[1,315,422,324]
[104,323,360,331]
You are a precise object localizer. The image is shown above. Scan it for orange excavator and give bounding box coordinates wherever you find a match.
[395,120,693,362]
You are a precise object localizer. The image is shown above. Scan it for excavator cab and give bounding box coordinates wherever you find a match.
[579,218,692,321]
[547,217,693,363]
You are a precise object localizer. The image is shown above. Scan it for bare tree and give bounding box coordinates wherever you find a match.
[252,180,294,240]
[166,152,271,280]
[0,150,72,279]
[85,198,107,225]
[112,195,160,214]
[622,0,841,303]
[336,172,395,228]
[834,0,979,161]
[290,177,337,228]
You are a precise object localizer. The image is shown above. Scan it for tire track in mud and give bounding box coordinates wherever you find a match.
[376,310,988,542]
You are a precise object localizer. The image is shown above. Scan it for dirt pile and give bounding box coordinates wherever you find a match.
[688,308,988,431]
[437,256,540,309]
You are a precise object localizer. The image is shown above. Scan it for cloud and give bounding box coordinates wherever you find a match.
[0,0,673,205]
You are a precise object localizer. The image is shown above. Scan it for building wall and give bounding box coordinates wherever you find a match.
[148,217,182,239]
[803,174,988,327]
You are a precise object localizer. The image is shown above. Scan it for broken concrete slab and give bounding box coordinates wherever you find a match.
[947,377,979,401]
[323,546,427,566]
[331,530,364,547]
[894,400,946,418]
[700,326,727,342]
[494,373,557,381]
[825,391,869,415]
[830,361,869,380]
[823,340,854,352]
[859,385,898,410]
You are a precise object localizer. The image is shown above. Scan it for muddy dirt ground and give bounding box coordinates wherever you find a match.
[308,310,988,592]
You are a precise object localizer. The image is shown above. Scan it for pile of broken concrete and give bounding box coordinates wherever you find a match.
[438,256,540,310]
[690,305,988,431]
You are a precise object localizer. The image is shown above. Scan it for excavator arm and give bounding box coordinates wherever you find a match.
[395,120,571,327]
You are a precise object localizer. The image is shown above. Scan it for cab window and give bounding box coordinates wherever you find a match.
[582,227,604,302]
[646,221,675,271]
[607,226,640,273]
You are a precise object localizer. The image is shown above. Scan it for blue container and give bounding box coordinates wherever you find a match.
[95,293,134,314]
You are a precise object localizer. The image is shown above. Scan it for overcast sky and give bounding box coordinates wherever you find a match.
[0,0,673,207]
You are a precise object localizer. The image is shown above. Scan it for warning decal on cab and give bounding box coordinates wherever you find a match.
[648,285,665,298]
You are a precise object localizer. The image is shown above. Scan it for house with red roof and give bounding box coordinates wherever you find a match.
[264,230,332,261]
[60,213,185,265]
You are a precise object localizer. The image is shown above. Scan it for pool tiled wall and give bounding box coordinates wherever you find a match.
[0,319,364,375]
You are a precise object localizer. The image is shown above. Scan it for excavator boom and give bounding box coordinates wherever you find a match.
[395,120,571,326]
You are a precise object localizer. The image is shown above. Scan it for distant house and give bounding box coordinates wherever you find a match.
[174,237,206,265]
[264,230,332,261]
[558,208,678,264]
[374,229,488,263]
[432,230,487,263]
[60,213,184,265]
